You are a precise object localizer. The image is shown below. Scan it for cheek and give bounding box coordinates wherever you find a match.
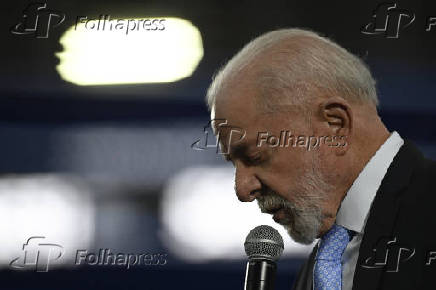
[260,169,300,202]
[272,150,310,178]
[263,150,315,199]
[315,149,339,182]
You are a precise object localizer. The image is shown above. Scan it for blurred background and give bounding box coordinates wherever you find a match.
[1,0,436,289]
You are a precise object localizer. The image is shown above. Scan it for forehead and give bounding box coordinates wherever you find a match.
[212,97,258,141]
[211,90,261,154]
[210,68,305,143]
[212,74,260,126]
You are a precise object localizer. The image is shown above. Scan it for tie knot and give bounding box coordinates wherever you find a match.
[316,224,352,261]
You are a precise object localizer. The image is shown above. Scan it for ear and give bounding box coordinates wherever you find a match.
[318,97,353,155]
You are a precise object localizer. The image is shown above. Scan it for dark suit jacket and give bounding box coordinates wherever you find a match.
[292,140,436,290]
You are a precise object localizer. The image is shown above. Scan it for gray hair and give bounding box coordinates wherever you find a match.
[206,28,378,113]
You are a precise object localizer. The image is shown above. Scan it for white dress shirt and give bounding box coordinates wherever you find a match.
[334,131,404,290]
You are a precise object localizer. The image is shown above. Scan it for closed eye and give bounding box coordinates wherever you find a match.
[245,153,262,165]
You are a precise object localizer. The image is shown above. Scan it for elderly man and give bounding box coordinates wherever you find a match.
[206,28,436,290]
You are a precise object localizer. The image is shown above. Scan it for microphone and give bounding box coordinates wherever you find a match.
[244,225,284,290]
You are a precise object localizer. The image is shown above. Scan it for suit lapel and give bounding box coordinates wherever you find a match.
[292,243,318,290]
[351,140,423,290]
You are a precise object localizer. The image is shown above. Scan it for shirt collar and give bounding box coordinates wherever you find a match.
[335,131,404,233]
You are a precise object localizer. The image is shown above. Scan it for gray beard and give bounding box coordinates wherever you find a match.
[281,202,322,244]
[257,191,323,244]
[256,161,331,244]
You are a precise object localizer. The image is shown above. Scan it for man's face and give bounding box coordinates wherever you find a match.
[213,81,336,244]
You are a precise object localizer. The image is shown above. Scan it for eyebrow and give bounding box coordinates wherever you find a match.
[224,142,249,161]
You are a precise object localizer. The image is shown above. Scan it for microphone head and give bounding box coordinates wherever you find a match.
[244,225,284,261]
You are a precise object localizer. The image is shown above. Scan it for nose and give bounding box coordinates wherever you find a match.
[234,162,262,202]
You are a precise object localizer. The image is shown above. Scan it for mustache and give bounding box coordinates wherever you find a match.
[256,191,294,213]
[256,191,296,226]
[256,189,323,216]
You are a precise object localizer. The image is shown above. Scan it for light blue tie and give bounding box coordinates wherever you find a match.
[314,224,353,290]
